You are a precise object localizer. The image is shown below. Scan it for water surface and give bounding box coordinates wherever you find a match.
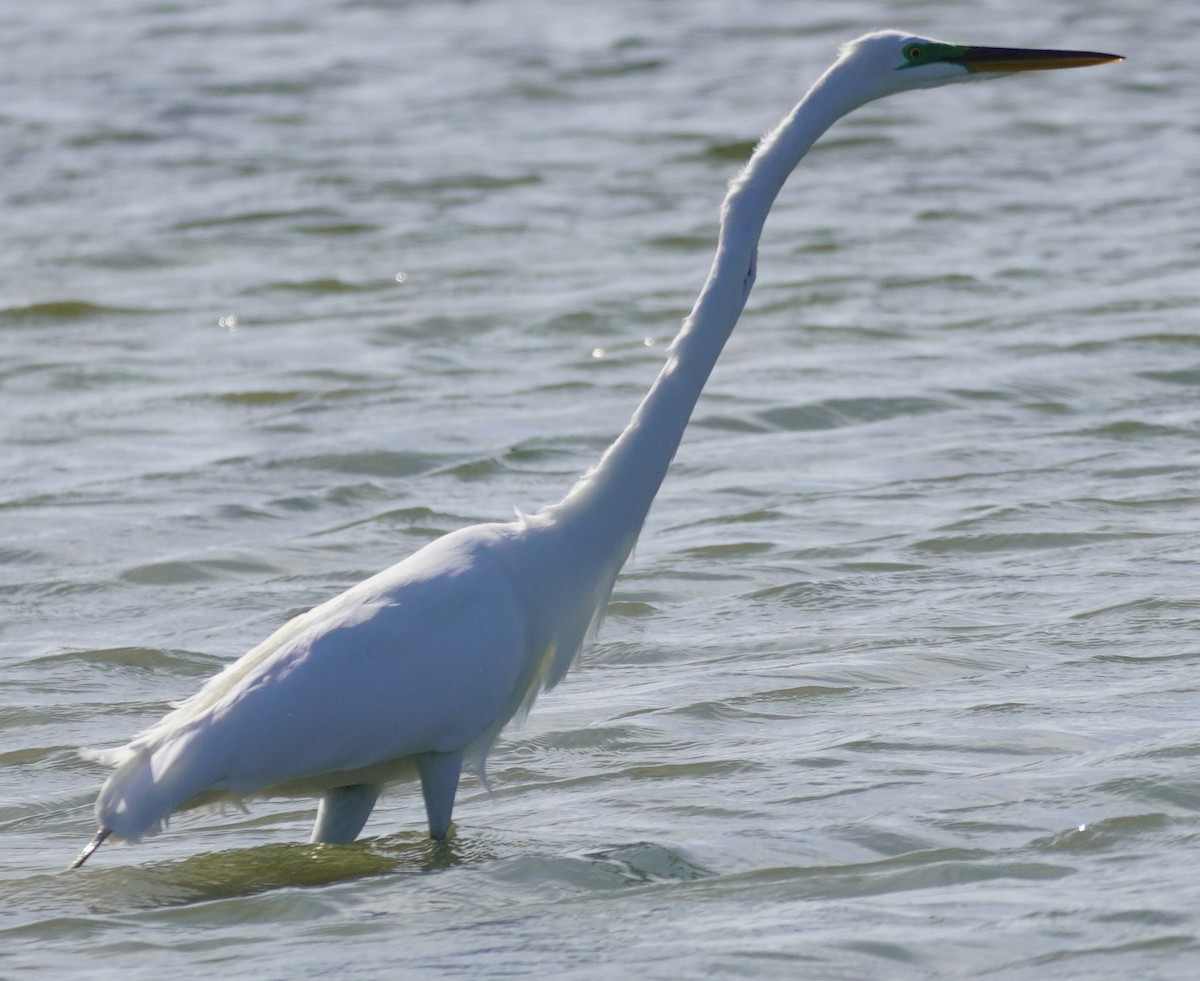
[3,0,1198,977]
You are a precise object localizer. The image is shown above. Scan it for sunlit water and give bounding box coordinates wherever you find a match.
[3,0,1198,977]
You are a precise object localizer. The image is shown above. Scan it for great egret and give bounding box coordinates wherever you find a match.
[69,31,1121,869]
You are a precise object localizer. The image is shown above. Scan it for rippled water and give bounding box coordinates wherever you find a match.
[3,0,1198,976]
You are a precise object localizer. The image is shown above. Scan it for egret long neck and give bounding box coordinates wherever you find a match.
[552,64,861,548]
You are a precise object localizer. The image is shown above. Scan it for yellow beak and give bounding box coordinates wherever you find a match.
[950,46,1124,73]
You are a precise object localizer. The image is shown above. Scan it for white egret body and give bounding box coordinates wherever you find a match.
[70,32,1120,868]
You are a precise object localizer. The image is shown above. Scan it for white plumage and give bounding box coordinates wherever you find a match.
[70,31,1120,868]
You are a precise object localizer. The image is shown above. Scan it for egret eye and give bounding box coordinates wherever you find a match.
[906,45,925,61]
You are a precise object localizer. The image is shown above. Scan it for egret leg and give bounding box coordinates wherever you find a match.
[416,750,462,840]
[309,784,380,844]
[68,827,112,870]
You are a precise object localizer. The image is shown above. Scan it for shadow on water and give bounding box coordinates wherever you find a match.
[1,833,713,923]
[3,833,481,917]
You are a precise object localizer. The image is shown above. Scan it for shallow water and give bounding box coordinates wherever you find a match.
[3,0,1199,977]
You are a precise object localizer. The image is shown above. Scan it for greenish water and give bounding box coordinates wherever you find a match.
[3,0,1199,977]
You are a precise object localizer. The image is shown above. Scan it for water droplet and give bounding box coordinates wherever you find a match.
[394,271,407,283]
[1077,824,1087,833]
[591,347,605,359]
[642,337,655,347]
[218,314,238,331]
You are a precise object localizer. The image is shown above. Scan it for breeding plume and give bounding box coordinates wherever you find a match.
[70,31,1121,868]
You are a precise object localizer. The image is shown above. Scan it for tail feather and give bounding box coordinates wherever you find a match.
[91,727,219,842]
[78,744,136,768]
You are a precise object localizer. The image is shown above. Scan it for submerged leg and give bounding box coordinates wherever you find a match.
[68,827,112,870]
[309,784,381,844]
[416,750,463,840]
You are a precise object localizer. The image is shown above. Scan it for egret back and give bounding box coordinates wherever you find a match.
[85,517,625,839]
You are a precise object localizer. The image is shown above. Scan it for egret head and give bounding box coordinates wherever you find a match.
[829,30,1122,107]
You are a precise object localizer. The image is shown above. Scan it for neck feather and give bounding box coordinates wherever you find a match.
[547,60,863,552]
